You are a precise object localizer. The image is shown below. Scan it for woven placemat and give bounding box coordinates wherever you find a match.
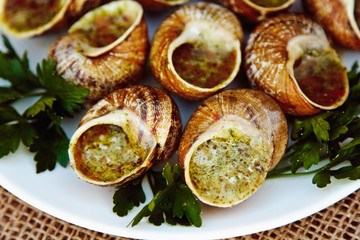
[0,186,359,240]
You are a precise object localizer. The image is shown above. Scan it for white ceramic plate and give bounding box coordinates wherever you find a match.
[0,1,360,240]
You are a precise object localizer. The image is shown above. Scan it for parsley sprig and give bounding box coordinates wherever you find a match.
[113,164,202,227]
[0,35,89,173]
[268,62,360,187]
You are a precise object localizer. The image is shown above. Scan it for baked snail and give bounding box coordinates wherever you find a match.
[69,85,182,187]
[304,0,360,50]
[178,89,288,207]
[0,0,107,38]
[219,0,296,23]
[48,0,148,105]
[245,13,349,116]
[150,2,243,100]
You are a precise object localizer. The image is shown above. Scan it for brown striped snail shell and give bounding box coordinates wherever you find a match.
[135,0,189,11]
[304,0,360,50]
[69,85,182,187]
[0,0,108,38]
[48,0,149,106]
[245,13,349,116]
[219,0,296,23]
[150,2,243,100]
[178,89,288,207]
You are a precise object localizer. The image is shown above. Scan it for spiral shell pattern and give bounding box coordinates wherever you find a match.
[150,2,243,100]
[178,89,288,207]
[48,0,149,106]
[69,85,182,186]
[304,0,360,50]
[245,14,349,116]
[78,85,182,163]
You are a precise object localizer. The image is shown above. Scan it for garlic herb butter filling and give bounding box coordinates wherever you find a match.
[69,8,135,48]
[168,20,241,89]
[188,126,272,206]
[69,106,159,186]
[73,124,150,183]
[293,48,347,107]
[172,42,237,88]
[3,0,64,31]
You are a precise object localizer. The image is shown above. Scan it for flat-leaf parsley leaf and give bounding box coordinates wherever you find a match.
[0,35,89,173]
[113,164,202,227]
[268,62,360,187]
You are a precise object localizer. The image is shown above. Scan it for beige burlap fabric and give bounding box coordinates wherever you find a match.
[0,186,359,240]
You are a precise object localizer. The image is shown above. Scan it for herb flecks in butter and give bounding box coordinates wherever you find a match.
[189,128,271,205]
[74,124,147,182]
[4,0,63,32]
[294,48,347,106]
[172,42,237,88]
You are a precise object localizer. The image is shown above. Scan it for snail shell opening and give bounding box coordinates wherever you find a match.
[69,0,144,57]
[183,115,273,207]
[69,109,157,186]
[48,0,149,105]
[245,14,349,116]
[69,86,182,186]
[178,89,288,207]
[286,35,348,110]
[150,2,243,100]
[0,0,71,38]
[168,20,241,90]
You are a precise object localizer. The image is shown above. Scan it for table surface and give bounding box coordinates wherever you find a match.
[1,186,359,240]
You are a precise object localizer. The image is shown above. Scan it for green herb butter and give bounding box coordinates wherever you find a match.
[172,42,237,88]
[294,48,347,106]
[74,124,147,182]
[4,0,62,31]
[189,128,271,205]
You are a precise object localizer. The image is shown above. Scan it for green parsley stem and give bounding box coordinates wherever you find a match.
[267,153,332,178]
[266,165,292,178]
[267,168,321,179]
[24,92,46,98]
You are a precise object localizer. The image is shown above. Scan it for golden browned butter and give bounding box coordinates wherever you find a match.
[74,124,147,182]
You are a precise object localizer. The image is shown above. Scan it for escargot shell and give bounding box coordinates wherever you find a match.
[220,0,296,23]
[0,0,107,38]
[48,0,148,105]
[178,89,288,207]
[150,2,243,100]
[135,0,189,11]
[304,0,360,50]
[245,14,349,116]
[69,85,182,187]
